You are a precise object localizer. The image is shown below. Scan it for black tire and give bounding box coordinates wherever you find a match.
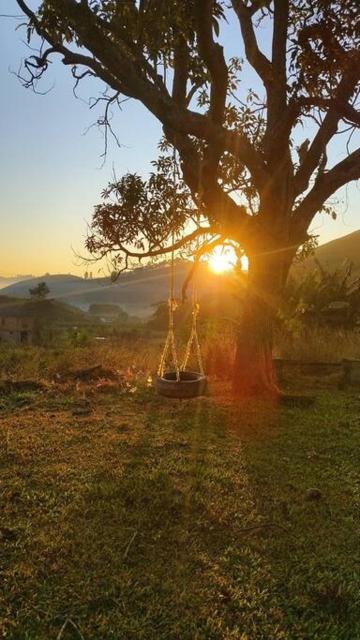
[155,370,207,399]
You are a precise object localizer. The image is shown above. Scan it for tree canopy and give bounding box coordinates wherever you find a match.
[29,281,50,299]
[15,0,360,271]
[14,0,360,394]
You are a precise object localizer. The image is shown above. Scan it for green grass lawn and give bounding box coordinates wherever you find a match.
[0,378,359,639]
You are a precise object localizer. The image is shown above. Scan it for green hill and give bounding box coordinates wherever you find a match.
[309,230,360,272]
[0,297,87,323]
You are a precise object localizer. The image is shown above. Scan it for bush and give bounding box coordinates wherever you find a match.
[281,261,360,330]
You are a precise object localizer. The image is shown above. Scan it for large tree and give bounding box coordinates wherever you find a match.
[15,0,360,396]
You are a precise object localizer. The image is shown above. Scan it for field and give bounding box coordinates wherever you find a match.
[0,342,359,639]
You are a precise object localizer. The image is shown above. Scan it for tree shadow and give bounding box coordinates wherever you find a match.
[5,396,291,639]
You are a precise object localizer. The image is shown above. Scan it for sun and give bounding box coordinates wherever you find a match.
[207,246,249,274]
[207,246,236,274]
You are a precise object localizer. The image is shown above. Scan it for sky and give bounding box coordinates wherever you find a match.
[0,1,359,277]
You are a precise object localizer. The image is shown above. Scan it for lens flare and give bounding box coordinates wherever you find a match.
[208,246,235,273]
[240,255,249,271]
[207,246,248,274]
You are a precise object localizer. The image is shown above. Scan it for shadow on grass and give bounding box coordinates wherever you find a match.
[1,390,359,639]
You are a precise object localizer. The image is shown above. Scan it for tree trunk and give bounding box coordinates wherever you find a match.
[232,252,289,398]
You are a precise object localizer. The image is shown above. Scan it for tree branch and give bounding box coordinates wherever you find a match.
[182,236,225,301]
[297,96,360,128]
[195,0,229,189]
[231,0,272,87]
[94,226,213,261]
[172,36,189,108]
[265,0,289,155]
[294,69,360,196]
[292,147,360,240]
[17,0,268,193]
[195,0,228,125]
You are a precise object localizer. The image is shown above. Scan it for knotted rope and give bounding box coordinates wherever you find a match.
[157,233,180,380]
[157,146,205,381]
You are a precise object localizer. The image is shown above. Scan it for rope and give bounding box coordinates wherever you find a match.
[181,208,204,375]
[157,148,180,381]
[157,145,205,380]
[157,233,180,380]
[181,279,204,375]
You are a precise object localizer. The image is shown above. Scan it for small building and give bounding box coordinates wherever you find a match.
[0,315,35,345]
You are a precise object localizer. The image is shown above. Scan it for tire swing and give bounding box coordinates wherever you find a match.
[155,258,207,399]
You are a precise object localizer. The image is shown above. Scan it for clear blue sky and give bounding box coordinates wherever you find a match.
[0,1,359,276]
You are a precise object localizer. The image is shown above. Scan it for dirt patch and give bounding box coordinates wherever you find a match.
[0,380,47,394]
[57,364,119,382]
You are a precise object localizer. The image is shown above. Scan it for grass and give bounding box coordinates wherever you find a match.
[277,326,360,362]
[0,346,359,639]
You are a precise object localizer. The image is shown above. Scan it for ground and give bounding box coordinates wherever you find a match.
[0,351,359,639]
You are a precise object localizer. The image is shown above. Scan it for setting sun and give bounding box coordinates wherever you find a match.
[207,246,249,274]
[208,246,235,273]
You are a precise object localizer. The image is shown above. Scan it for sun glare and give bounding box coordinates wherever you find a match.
[207,246,249,273]
[240,255,249,271]
[207,246,249,274]
[207,246,236,274]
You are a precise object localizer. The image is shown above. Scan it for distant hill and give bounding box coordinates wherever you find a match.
[0,275,33,290]
[305,230,360,273]
[0,296,87,323]
[2,231,358,316]
[0,262,232,317]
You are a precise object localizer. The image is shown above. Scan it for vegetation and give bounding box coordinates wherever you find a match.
[15,0,360,396]
[277,326,360,363]
[282,262,360,330]
[3,2,359,637]
[0,342,359,639]
[29,281,50,300]
[89,304,129,320]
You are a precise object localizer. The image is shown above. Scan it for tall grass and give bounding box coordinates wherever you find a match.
[276,327,360,362]
[0,326,359,383]
[0,338,158,381]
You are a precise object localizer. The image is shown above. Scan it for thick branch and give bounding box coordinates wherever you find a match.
[195,0,228,125]
[265,0,289,155]
[172,37,189,108]
[294,70,360,195]
[165,127,246,235]
[231,0,272,87]
[17,0,267,192]
[262,0,293,205]
[195,0,229,188]
[16,0,137,96]
[272,0,288,99]
[292,148,360,240]
[97,226,213,260]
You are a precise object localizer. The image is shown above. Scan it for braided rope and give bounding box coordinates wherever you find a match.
[181,281,204,375]
[157,146,205,380]
[157,147,180,381]
[157,278,180,379]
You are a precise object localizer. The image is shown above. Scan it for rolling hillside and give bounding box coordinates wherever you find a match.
[309,230,360,272]
[0,275,33,290]
[0,262,231,317]
[2,230,358,316]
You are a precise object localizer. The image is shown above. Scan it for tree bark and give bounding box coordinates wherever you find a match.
[232,251,290,398]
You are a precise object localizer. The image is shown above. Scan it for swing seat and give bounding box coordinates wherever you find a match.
[155,370,207,399]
